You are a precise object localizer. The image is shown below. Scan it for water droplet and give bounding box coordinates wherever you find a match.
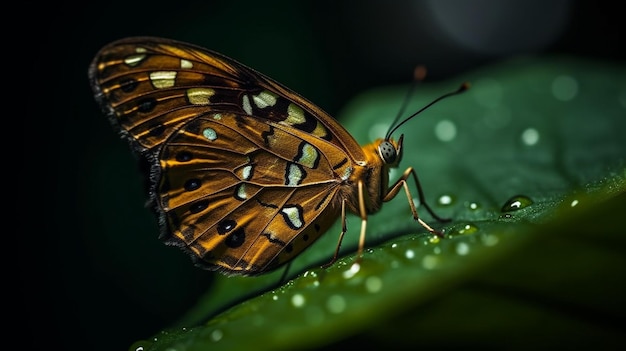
[422,254,439,269]
[521,127,540,146]
[405,249,415,259]
[481,234,499,246]
[326,294,347,314]
[570,199,579,207]
[429,236,441,244]
[291,293,306,308]
[130,341,152,351]
[467,201,480,210]
[434,119,457,142]
[455,242,470,255]
[365,276,383,293]
[453,223,479,235]
[437,194,455,206]
[210,329,223,342]
[342,262,361,279]
[272,294,279,301]
[501,195,533,212]
[551,75,578,101]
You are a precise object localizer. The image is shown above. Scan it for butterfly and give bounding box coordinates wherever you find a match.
[89,37,467,276]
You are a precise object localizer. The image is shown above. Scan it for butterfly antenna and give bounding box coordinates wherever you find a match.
[385,66,427,140]
[385,70,470,140]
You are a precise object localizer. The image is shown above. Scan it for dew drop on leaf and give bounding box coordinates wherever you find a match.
[501,195,533,212]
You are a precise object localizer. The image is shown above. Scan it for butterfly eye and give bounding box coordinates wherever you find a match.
[378,141,398,164]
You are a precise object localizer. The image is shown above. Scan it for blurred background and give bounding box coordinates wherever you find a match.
[26,1,623,350]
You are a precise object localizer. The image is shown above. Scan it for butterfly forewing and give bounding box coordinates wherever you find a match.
[89,37,367,275]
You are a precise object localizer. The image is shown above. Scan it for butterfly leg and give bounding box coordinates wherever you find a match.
[322,197,352,268]
[383,167,448,237]
[323,181,371,269]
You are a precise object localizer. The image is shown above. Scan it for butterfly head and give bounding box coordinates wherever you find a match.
[377,134,404,167]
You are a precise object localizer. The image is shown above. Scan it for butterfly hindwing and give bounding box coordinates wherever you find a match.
[157,113,347,273]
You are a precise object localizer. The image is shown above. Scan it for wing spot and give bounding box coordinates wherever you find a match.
[234,184,247,200]
[149,71,177,89]
[252,90,278,109]
[285,163,306,186]
[285,103,305,125]
[312,120,329,139]
[295,142,320,169]
[137,98,156,113]
[342,166,353,180]
[189,199,209,214]
[124,54,146,66]
[184,178,201,191]
[332,158,348,170]
[240,165,253,180]
[281,205,304,229]
[217,219,237,234]
[119,78,138,92]
[176,151,193,162]
[148,124,166,137]
[187,88,215,105]
[203,128,217,141]
[225,228,246,248]
[180,59,193,68]
[242,95,253,115]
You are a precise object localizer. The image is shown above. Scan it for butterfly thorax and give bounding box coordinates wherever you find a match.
[340,137,401,215]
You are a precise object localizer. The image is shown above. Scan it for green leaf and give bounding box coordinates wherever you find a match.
[131,57,626,351]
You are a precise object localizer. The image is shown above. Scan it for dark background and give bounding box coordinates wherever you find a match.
[24,1,623,350]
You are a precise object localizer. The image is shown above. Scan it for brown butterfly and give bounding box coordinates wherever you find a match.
[89,37,467,276]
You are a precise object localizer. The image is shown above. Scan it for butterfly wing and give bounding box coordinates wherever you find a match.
[89,37,365,275]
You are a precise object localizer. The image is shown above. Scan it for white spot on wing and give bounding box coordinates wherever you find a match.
[150,71,177,89]
[236,184,247,199]
[242,165,252,180]
[124,54,146,66]
[203,128,217,141]
[242,95,253,115]
[187,88,215,105]
[282,206,303,228]
[180,59,193,68]
[342,166,353,181]
[298,143,319,168]
[285,103,305,124]
[252,90,278,108]
[286,164,303,186]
